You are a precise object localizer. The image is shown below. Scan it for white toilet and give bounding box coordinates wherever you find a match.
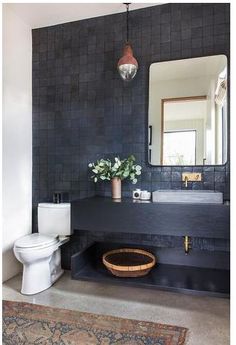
[14,203,71,295]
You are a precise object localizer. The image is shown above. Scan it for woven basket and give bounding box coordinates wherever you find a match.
[102,248,156,278]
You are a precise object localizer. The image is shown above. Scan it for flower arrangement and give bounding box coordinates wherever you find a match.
[88,155,142,184]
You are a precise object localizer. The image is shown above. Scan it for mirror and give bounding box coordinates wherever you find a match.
[148,55,228,166]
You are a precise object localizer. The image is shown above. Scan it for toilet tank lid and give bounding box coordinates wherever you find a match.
[38,203,70,209]
[14,233,59,248]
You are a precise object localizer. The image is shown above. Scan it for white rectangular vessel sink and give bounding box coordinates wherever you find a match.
[152,190,223,204]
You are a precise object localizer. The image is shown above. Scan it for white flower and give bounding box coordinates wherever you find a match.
[92,169,98,173]
[88,163,93,167]
[132,178,138,184]
[94,177,98,182]
[136,165,142,171]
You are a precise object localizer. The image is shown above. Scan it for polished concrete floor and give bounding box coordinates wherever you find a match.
[3,271,229,345]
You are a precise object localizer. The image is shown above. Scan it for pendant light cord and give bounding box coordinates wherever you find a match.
[126,3,129,43]
[124,3,130,43]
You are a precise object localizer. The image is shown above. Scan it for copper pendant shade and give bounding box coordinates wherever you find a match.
[117,3,138,81]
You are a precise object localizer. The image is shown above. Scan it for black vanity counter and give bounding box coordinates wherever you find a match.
[69,196,230,297]
[71,196,229,239]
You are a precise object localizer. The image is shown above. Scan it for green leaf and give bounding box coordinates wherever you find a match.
[88,156,141,184]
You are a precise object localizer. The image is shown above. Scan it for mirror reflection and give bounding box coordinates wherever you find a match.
[148,55,227,166]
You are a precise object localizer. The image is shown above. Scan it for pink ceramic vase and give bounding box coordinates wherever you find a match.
[111,177,121,199]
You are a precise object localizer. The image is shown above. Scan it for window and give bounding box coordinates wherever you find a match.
[163,130,196,165]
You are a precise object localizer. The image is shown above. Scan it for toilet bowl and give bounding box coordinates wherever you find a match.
[14,233,67,295]
[14,203,71,295]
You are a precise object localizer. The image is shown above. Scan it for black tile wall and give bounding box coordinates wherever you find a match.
[32,3,230,235]
[32,3,230,211]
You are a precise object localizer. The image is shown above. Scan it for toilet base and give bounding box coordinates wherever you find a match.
[21,259,64,295]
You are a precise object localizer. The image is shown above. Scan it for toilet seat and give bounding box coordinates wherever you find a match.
[14,233,59,250]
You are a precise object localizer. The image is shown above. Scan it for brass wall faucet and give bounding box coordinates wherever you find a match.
[182,173,202,187]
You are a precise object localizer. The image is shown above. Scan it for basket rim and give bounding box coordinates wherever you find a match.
[102,248,156,272]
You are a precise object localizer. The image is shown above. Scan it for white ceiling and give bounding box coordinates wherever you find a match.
[6,3,161,29]
[150,55,227,82]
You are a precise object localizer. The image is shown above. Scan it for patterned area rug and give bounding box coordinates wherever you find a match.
[3,300,188,345]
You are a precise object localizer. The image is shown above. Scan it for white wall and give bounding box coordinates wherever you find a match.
[215,104,223,164]
[205,78,217,164]
[2,5,32,282]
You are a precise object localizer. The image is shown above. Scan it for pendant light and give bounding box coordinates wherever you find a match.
[117,3,138,81]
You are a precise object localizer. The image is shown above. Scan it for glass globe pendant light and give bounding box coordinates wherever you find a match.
[117,3,138,81]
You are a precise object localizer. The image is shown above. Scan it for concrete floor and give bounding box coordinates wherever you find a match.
[3,271,229,345]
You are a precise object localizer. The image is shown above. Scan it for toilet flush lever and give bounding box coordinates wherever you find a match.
[59,237,70,246]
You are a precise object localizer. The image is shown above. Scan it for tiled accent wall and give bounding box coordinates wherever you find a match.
[32,3,230,227]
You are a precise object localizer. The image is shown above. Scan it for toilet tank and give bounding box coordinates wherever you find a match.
[38,203,71,236]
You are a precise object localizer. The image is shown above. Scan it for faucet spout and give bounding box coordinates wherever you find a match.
[184,176,188,188]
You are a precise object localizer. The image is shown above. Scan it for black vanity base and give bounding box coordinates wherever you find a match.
[71,242,229,298]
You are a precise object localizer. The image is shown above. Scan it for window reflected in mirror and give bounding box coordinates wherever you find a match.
[148,55,228,166]
[163,129,196,166]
